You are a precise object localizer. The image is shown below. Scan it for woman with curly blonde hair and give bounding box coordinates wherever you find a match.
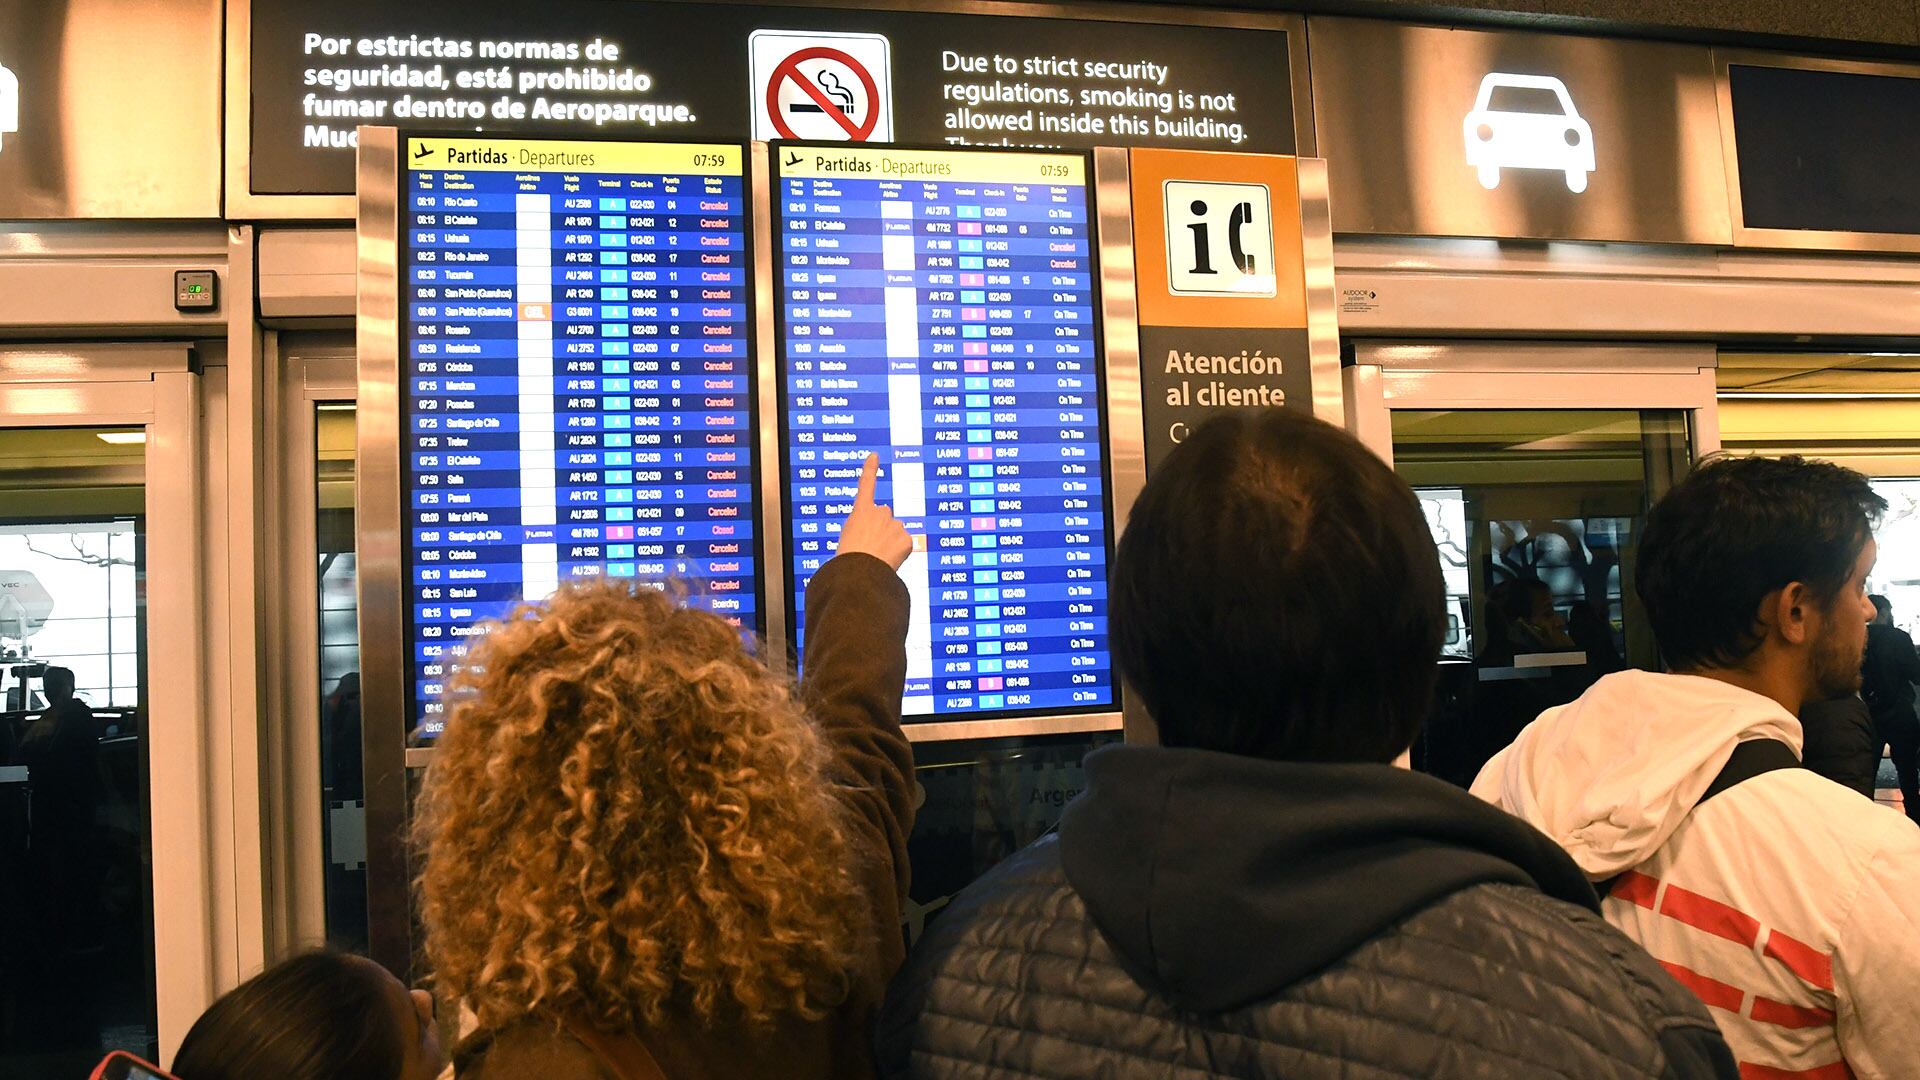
[425,456,915,1080]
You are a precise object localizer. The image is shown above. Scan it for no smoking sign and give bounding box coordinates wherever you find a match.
[750,30,893,142]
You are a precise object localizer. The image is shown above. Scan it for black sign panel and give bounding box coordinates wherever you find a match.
[1732,64,1920,236]
[1138,326,1311,471]
[250,0,1294,195]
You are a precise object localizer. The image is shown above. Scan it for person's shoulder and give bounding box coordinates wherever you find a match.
[1403,881,1623,970]
[1393,883,1722,1034]
[891,837,1090,987]
[454,1019,612,1080]
[920,836,1074,941]
[1802,695,1870,721]
[1709,769,1918,880]
[1745,766,1900,825]
[1876,624,1920,650]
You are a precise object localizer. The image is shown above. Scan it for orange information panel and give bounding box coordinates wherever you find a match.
[1128,148,1315,468]
[1131,148,1308,328]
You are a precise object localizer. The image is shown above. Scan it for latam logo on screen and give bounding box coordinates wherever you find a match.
[0,61,18,152]
[1464,73,1594,193]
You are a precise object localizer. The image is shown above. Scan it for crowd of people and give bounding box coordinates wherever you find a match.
[144,411,1920,1079]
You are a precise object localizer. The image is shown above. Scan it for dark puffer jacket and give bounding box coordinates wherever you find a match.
[1800,695,1879,798]
[878,746,1735,1079]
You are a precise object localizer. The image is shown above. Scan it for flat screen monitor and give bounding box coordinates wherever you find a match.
[400,133,757,739]
[772,143,1114,722]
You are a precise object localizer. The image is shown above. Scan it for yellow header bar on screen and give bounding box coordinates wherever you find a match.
[777,146,1085,185]
[405,137,742,176]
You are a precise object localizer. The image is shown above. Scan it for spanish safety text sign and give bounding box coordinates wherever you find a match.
[249,0,1299,195]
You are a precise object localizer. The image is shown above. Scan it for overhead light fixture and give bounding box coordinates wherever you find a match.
[316,403,357,412]
[96,431,146,445]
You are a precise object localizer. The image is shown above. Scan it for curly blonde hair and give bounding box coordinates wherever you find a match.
[413,579,867,1034]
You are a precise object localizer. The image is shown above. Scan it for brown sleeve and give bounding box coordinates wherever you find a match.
[800,553,915,967]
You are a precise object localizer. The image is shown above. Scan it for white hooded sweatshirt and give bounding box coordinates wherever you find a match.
[1473,670,1920,1080]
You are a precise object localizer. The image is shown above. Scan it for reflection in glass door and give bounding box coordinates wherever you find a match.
[315,404,367,952]
[0,428,153,1076]
[1867,479,1920,641]
[1391,410,1690,787]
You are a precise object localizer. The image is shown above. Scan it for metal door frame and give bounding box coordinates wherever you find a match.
[1344,341,1722,467]
[0,344,222,1059]
[262,336,357,955]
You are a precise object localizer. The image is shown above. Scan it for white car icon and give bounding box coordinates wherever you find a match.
[1464,73,1595,193]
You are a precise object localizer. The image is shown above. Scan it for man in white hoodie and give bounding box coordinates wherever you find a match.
[1474,454,1920,1080]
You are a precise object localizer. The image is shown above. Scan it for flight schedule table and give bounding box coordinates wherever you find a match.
[403,136,756,737]
[776,146,1114,720]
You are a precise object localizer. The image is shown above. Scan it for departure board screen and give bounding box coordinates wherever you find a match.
[402,134,756,739]
[774,145,1114,721]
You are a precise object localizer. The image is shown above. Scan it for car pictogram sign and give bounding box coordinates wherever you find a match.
[749,30,893,143]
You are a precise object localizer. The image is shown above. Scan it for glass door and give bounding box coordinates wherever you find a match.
[1391,409,1690,785]
[264,339,367,957]
[0,430,150,1077]
[0,347,215,1076]
[1717,353,1920,811]
[1345,343,1716,786]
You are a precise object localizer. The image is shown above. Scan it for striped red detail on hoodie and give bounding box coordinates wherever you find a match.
[1659,881,1763,947]
[1612,869,1660,909]
[1658,961,1744,1014]
[1607,874,1839,1006]
[1763,929,1836,992]
[1749,997,1838,1030]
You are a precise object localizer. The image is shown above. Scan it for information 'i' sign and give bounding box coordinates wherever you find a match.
[401,134,758,739]
[774,144,1115,721]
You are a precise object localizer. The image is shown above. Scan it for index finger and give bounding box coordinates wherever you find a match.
[856,452,880,507]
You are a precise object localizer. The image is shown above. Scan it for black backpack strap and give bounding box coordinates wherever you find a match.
[1696,738,1801,804]
[1594,739,1799,897]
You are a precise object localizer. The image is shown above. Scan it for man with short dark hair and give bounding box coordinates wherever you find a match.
[1475,454,1920,1077]
[1861,593,1920,822]
[879,411,1733,1079]
[14,666,97,843]
[12,664,103,1022]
